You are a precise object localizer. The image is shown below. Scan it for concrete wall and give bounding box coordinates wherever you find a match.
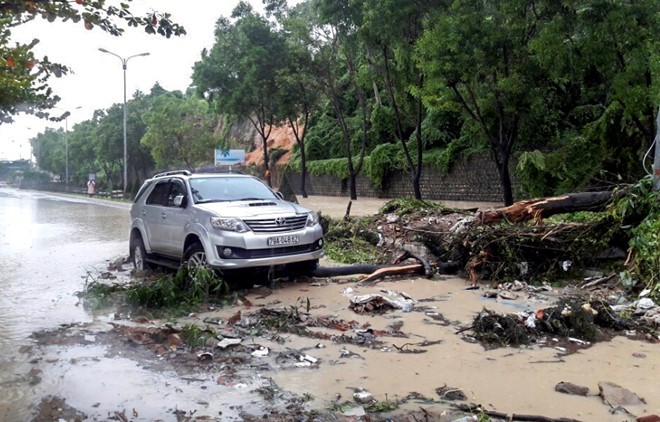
[283,154,507,202]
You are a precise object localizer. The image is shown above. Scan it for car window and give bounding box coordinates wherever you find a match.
[134,180,153,203]
[166,180,186,207]
[189,177,277,203]
[145,181,170,206]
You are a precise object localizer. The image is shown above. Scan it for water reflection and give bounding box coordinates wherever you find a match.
[0,189,130,341]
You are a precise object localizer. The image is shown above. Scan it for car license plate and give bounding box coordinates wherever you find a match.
[267,235,300,246]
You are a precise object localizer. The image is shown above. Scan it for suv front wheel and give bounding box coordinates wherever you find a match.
[131,236,150,271]
[184,242,208,269]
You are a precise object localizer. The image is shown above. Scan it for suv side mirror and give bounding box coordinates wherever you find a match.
[173,195,186,207]
[275,191,284,200]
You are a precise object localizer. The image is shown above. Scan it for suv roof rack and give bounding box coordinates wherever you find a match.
[153,170,191,178]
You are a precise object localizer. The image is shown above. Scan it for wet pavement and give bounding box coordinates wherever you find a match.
[0,187,658,421]
[0,188,130,419]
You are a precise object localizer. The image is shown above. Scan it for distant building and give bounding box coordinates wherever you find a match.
[0,159,31,181]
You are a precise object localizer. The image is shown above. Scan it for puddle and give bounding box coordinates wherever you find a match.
[24,344,267,421]
[194,276,659,421]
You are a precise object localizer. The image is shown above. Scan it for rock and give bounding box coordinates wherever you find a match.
[637,298,656,311]
[498,290,518,300]
[483,290,498,298]
[555,381,589,396]
[216,338,242,349]
[167,333,183,348]
[598,381,645,406]
[251,346,269,357]
[385,213,400,223]
[342,406,366,417]
[353,389,374,404]
[435,385,467,401]
[637,415,660,422]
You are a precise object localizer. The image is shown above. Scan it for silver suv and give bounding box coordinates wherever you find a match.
[129,170,323,275]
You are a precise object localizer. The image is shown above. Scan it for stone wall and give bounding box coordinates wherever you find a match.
[282,154,507,202]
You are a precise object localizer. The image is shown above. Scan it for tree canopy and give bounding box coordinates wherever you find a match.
[22,0,660,207]
[0,0,185,124]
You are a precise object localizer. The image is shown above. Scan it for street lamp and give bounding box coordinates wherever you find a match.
[54,106,81,190]
[98,48,150,197]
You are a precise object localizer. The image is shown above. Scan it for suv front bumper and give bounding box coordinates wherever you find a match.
[203,226,324,269]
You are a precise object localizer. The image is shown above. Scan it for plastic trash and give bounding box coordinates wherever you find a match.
[216,338,242,349]
[251,346,269,357]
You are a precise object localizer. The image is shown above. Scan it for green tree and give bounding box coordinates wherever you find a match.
[417,1,556,205]
[359,0,440,200]
[0,0,185,124]
[271,1,323,197]
[314,0,371,200]
[193,2,287,187]
[142,93,218,171]
[31,127,65,178]
[94,106,123,188]
[526,0,660,192]
[67,118,100,184]
[125,90,155,185]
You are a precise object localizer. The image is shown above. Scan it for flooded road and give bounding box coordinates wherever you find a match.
[0,189,264,421]
[0,188,657,421]
[0,189,129,339]
[0,188,130,419]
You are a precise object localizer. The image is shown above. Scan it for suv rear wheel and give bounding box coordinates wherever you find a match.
[131,236,150,271]
[184,242,208,269]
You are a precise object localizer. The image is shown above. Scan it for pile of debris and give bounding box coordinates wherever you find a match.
[463,296,659,350]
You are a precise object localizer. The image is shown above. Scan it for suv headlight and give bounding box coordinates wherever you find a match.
[210,217,249,233]
[306,211,319,227]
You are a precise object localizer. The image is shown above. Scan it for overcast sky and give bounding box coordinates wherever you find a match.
[0,0,265,160]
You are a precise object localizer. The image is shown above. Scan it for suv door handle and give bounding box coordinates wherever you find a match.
[142,210,147,216]
[161,212,167,219]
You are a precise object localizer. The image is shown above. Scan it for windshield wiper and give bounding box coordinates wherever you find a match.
[195,198,229,204]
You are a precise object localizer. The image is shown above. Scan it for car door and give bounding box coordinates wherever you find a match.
[159,178,189,257]
[143,180,170,253]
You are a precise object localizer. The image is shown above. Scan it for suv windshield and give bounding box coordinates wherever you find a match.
[189,177,277,203]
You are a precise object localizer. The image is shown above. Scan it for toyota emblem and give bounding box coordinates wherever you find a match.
[275,217,286,226]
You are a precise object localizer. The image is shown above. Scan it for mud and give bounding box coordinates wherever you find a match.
[29,270,658,421]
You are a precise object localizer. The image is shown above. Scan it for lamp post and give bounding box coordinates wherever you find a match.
[54,106,81,190]
[98,48,150,197]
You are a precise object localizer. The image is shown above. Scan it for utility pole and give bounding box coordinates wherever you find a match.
[98,48,150,197]
[654,105,660,190]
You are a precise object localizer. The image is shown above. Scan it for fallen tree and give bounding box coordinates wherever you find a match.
[478,191,614,225]
[319,177,658,299]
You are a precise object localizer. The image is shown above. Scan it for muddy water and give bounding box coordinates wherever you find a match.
[204,276,659,421]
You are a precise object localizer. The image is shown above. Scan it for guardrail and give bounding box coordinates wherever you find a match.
[17,182,126,199]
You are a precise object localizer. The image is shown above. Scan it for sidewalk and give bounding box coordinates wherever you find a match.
[297,195,500,219]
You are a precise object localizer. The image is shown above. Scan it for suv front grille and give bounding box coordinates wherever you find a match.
[245,215,307,233]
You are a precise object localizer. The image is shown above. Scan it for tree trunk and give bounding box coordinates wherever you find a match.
[494,150,514,206]
[262,135,271,187]
[349,173,357,200]
[412,170,422,200]
[412,83,424,200]
[479,191,614,225]
[300,147,308,198]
